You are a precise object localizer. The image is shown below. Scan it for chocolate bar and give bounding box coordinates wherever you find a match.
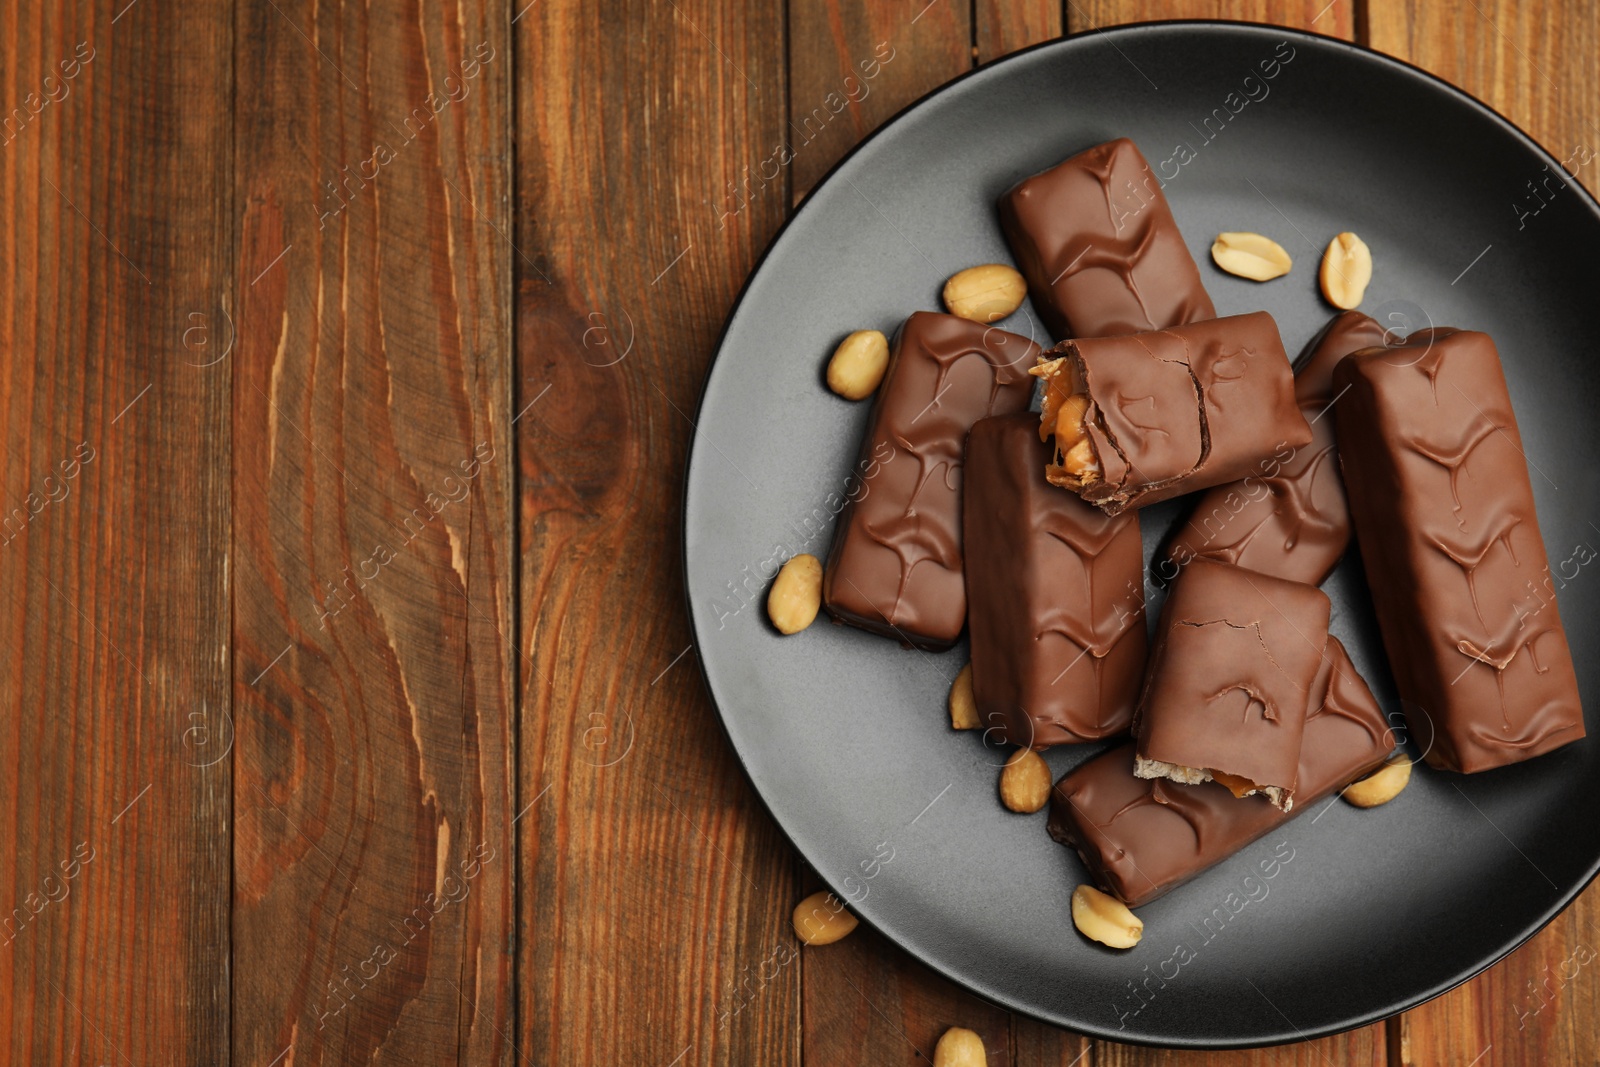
[823,312,1039,649]
[999,138,1216,340]
[1163,311,1390,584]
[1133,558,1331,810]
[1048,637,1392,906]
[1334,329,1585,772]
[1032,312,1311,516]
[963,413,1146,746]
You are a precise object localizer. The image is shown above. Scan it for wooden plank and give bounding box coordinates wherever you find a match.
[789,0,973,202]
[0,1,232,1064]
[1094,1032,1384,1067]
[230,0,516,1063]
[1066,0,1355,39]
[512,3,797,1066]
[1367,0,1600,1060]
[977,0,1062,62]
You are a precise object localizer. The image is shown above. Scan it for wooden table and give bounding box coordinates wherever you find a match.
[1,0,1594,1063]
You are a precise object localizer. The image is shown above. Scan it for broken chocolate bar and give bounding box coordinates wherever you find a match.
[1335,328,1585,772]
[1033,311,1312,517]
[823,311,1039,649]
[1163,311,1390,584]
[1049,637,1391,906]
[963,413,1146,746]
[1133,558,1332,810]
[999,138,1216,341]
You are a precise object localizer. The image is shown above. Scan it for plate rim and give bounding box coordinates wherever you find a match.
[680,18,1600,1049]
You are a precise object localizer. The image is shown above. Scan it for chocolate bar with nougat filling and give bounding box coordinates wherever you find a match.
[822,312,1039,650]
[1132,558,1332,811]
[963,413,1146,747]
[1048,636,1392,906]
[1334,328,1585,772]
[1032,311,1311,517]
[1162,310,1390,585]
[998,138,1216,341]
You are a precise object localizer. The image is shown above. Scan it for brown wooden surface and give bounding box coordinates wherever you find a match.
[0,0,1596,1064]
[513,3,800,1065]
[230,0,515,1063]
[0,0,233,1063]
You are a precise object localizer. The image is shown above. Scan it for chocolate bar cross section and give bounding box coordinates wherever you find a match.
[1133,557,1332,810]
[1033,311,1311,516]
[1049,637,1392,906]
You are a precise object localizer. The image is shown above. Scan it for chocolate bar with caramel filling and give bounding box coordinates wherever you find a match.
[999,138,1216,341]
[963,413,1146,747]
[1032,312,1311,517]
[1163,311,1390,584]
[822,312,1039,649]
[1048,637,1391,906]
[1132,558,1332,810]
[1334,328,1585,772]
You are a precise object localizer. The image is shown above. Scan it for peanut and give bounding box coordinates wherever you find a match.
[999,748,1052,813]
[768,554,822,635]
[942,264,1026,323]
[793,890,858,945]
[1061,438,1099,480]
[1071,884,1143,949]
[949,662,979,730]
[1342,754,1411,808]
[933,1027,988,1067]
[826,329,890,400]
[1211,231,1293,281]
[1320,231,1373,310]
[1054,392,1089,447]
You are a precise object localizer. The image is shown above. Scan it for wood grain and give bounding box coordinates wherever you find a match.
[1066,0,1355,39]
[977,0,1063,62]
[0,0,232,1063]
[788,0,973,202]
[230,0,516,1063]
[1367,0,1600,1060]
[512,2,799,1065]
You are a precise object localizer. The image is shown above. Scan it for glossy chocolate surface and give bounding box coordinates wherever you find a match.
[1040,311,1311,516]
[1134,558,1331,798]
[822,312,1038,649]
[999,138,1216,341]
[1163,311,1391,584]
[963,414,1146,746]
[1049,637,1391,906]
[1335,329,1585,772]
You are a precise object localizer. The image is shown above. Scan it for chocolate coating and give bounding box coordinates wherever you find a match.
[823,312,1038,649]
[1334,329,1585,772]
[1049,637,1391,906]
[1134,558,1332,802]
[963,414,1146,746]
[1038,311,1312,516]
[1163,311,1391,584]
[999,138,1216,340]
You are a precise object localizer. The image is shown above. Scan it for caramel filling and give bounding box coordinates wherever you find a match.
[1208,769,1260,799]
[1134,757,1293,811]
[1031,356,1103,490]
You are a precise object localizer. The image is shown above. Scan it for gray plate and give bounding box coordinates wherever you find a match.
[683,21,1600,1047]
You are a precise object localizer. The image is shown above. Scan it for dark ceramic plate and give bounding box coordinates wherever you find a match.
[682,21,1600,1048]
